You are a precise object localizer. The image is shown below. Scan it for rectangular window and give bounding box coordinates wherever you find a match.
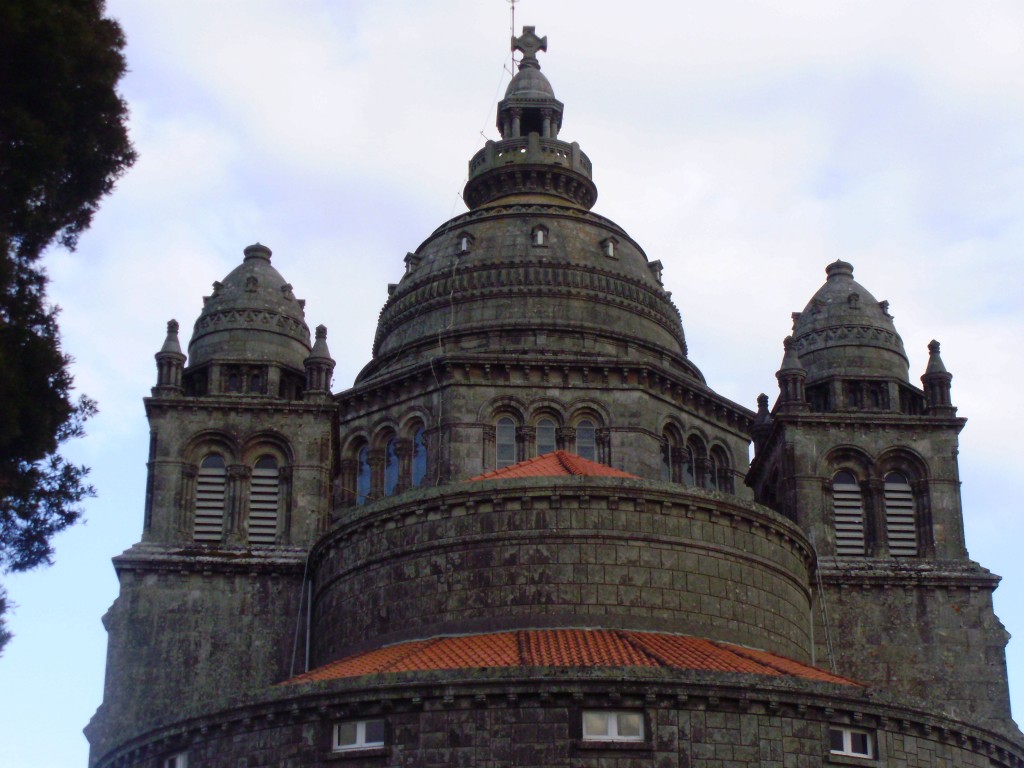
[582,710,644,742]
[333,719,385,752]
[163,754,188,768]
[829,726,873,758]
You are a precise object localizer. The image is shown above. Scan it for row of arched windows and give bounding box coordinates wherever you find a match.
[491,412,605,468]
[342,424,429,507]
[831,468,925,557]
[660,429,734,493]
[193,452,283,546]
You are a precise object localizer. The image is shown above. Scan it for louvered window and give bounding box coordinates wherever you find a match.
[248,455,279,545]
[884,472,918,556]
[194,454,226,543]
[833,471,866,556]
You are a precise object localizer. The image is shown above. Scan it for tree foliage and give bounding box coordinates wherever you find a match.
[0,0,136,651]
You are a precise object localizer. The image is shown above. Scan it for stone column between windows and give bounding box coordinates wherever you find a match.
[912,477,934,557]
[394,438,413,493]
[179,464,199,539]
[865,477,886,557]
[338,459,357,507]
[278,464,294,544]
[517,426,535,461]
[367,449,386,502]
[225,465,251,547]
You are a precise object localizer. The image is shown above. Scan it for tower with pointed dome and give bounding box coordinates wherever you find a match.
[88,27,1023,768]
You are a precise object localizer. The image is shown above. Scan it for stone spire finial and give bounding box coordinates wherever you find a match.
[751,393,774,453]
[776,337,809,413]
[512,26,547,70]
[922,339,955,416]
[304,324,336,397]
[154,319,186,396]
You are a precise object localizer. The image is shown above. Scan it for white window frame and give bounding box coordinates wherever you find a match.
[333,719,385,752]
[163,753,188,768]
[581,710,644,742]
[829,726,874,759]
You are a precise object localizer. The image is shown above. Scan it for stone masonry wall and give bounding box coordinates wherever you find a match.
[311,478,814,665]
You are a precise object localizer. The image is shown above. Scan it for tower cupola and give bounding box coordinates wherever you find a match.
[183,243,311,398]
[463,26,597,210]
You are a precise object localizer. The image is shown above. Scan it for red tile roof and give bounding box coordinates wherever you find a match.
[284,629,858,686]
[468,451,638,482]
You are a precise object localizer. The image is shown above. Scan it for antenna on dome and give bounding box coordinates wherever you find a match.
[507,0,520,68]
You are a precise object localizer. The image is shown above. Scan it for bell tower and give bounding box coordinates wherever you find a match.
[88,244,336,760]
[747,260,1012,730]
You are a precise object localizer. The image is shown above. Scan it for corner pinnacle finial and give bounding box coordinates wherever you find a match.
[512,26,547,70]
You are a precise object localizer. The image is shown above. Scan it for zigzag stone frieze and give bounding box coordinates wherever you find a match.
[795,323,904,354]
[193,308,309,340]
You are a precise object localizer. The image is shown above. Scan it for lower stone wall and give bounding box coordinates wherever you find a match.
[92,671,1024,768]
[86,547,306,764]
[814,561,1014,732]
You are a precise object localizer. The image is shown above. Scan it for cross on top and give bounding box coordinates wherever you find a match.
[512,26,547,69]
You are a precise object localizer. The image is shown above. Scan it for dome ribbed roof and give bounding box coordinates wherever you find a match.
[790,260,909,383]
[187,243,311,371]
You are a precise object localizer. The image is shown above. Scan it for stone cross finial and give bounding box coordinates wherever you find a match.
[512,26,547,69]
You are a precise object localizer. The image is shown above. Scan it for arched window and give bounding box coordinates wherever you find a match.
[833,471,866,556]
[356,446,371,505]
[384,438,399,496]
[536,418,557,455]
[496,417,517,468]
[411,428,427,488]
[884,471,918,557]
[576,419,597,461]
[710,446,732,493]
[194,454,226,543]
[248,455,279,545]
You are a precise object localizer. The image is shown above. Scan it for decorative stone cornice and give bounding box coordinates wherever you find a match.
[87,667,1024,768]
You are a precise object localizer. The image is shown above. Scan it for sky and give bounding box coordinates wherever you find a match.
[2,1,1024,765]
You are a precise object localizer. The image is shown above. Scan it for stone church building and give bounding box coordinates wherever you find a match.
[87,27,1024,768]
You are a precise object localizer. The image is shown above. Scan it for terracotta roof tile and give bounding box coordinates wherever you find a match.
[390,632,519,671]
[522,628,658,667]
[468,451,638,482]
[284,629,859,687]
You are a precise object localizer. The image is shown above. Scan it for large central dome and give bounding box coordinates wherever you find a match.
[357,29,700,384]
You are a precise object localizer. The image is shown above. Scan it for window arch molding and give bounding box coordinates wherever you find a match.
[823,446,875,558]
[567,408,605,464]
[184,431,239,545]
[660,421,685,483]
[683,433,708,487]
[529,409,563,456]
[400,417,430,490]
[370,426,401,499]
[340,433,373,507]
[708,444,734,493]
[240,433,294,547]
[876,447,931,557]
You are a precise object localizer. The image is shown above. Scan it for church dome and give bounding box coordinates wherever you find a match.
[790,260,909,383]
[186,243,311,371]
[504,66,555,99]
